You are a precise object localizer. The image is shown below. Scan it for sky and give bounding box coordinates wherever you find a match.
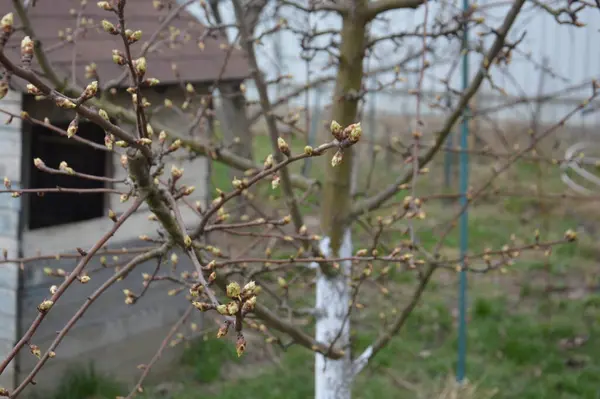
[179,0,600,128]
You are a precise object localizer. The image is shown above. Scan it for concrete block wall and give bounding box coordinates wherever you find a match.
[0,85,210,394]
[0,89,22,391]
[18,242,202,395]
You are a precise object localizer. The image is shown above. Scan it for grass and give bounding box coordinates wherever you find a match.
[31,364,123,399]
[43,136,600,398]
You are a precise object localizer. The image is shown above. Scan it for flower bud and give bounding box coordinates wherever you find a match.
[168,139,181,152]
[38,300,54,312]
[277,137,290,156]
[98,109,109,121]
[59,161,75,175]
[223,280,241,298]
[171,165,183,179]
[264,154,274,169]
[216,304,228,315]
[21,36,33,56]
[55,97,76,109]
[232,177,243,189]
[112,49,126,65]
[104,134,114,150]
[277,277,288,289]
[271,175,280,190]
[97,1,113,10]
[129,30,142,43]
[192,301,212,311]
[145,77,160,86]
[83,81,98,98]
[236,333,247,357]
[242,280,257,295]
[304,145,313,155]
[85,63,98,79]
[564,229,577,242]
[67,119,78,138]
[134,57,147,77]
[101,20,118,34]
[216,323,229,338]
[33,158,44,169]
[330,120,343,140]
[331,150,343,167]
[348,122,362,143]
[0,80,8,100]
[26,84,42,95]
[1,13,14,33]
[158,130,167,143]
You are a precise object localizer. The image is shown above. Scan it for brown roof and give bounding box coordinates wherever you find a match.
[0,0,249,90]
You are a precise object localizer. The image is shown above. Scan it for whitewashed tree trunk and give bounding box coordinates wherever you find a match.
[314,230,353,399]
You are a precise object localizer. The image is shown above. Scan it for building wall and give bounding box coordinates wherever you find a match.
[21,85,210,256]
[0,84,214,393]
[0,89,22,391]
[18,242,202,395]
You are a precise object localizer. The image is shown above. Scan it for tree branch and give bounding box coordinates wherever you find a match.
[365,0,425,21]
[350,0,527,220]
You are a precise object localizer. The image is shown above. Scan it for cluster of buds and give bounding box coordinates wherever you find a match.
[122,289,138,305]
[125,29,142,44]
[26,83,42,96]
[330,120,362,144]
[402,196,426,220]
[43,267,66,278]
[29,344,41,359]
[59,161,75,175]
[112,49,126,65]
[85,62,98,79]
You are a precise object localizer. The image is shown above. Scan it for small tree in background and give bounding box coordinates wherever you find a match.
[0,0,596,398]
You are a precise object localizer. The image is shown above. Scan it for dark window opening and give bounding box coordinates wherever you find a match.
[28,121,108,229]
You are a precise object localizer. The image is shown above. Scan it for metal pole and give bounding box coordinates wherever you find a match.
[443,93,454,191]
[457,0,470,384]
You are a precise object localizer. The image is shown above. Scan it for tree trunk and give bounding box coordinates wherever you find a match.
[218,81,253,161]
[316,3,367,398]
[315,231,353,399]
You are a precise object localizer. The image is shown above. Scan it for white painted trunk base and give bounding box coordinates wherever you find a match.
[314,231,353,399]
